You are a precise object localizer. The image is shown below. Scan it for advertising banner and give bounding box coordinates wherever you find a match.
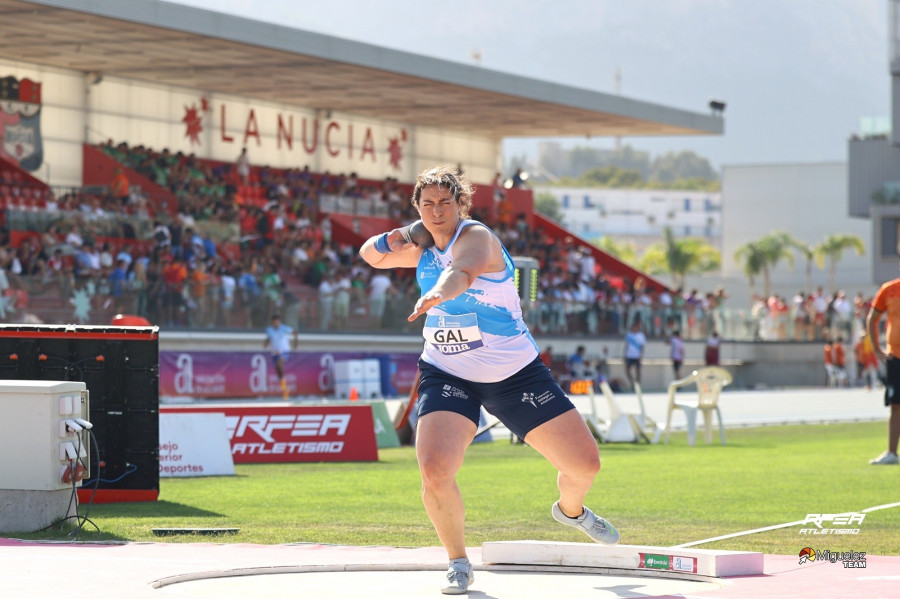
[158,412,235,477]
[160,350,419,399]
[162,404,378,463]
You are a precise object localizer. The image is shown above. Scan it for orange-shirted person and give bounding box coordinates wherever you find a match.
[162,256,188,326]
[190,261,210,327]
[823,337,833,383]
[832,336,847,386]
[823,339,833,366]
[865,273,900,465]
[540,345,553,368]
[854,331,880,390]
[110,168,130,205]
[823,336,847,387]
[497,194,512,228]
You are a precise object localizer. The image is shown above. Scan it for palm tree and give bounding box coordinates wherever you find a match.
[789,238,816,293]
[734,240,766,294]
[734,231,794,297]
[637,245,667,276]
[815,234,865,292]
[636,229,721,286]
[662,227,693,289]
[595,236,637,265]
[648,227,720,288]
[757,231,795,297]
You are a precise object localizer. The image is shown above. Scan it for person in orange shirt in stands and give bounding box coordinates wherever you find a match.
[854,331,880,390]
[162,256,188,326]
[822,336,846,387]
[832,336,848,387]
[497,193,512,228]
[110,168,130,205]
[190,261,210,327]
[540,345,553,368]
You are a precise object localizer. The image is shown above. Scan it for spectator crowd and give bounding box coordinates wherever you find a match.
[0,144,881,346]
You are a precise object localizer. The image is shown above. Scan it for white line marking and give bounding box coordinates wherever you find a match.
[861,501,900,513]
[674,521,804,548]
[674,503,900,548]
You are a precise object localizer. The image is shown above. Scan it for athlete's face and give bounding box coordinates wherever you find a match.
[417,184,460,239]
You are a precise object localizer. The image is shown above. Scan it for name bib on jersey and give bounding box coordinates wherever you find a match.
[423,313,484,355]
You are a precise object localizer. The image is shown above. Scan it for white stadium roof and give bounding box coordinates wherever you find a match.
[0,0,724,140]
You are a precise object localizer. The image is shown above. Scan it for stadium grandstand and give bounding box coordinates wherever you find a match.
[0,0,723,341]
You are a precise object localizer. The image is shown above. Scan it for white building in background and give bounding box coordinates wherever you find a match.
[533,186,721,248]
[536,163,876,311]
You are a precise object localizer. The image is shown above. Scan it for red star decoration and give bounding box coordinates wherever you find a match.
[200,97,210,112]
[387,136,403,170]
[183,105,203,145]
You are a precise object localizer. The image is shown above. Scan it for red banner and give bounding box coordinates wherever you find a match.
[161,404,378,463]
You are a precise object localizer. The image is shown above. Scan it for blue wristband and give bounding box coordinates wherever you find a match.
[374,232,392,254]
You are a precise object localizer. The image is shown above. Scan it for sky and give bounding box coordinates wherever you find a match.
[169,0,889,172]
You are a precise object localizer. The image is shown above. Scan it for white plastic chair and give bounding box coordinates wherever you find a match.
[585,381,660,443]
[595,381,640,442]
[631,382,664,444]
[569,379,613,442]
[663,367,733,446]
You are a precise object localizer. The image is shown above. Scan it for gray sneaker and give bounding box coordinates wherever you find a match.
[869,451,899,465]
[441,558,474,595]
[552,501,620,545]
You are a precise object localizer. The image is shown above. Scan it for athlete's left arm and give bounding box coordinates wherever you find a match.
[866,306,886,360]
[407,225,500,321]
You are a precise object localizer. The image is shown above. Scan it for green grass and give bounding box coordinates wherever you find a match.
[11,422,899,555]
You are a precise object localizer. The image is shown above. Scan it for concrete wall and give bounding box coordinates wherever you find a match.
[847,136,900,218]
[0,57,501,187]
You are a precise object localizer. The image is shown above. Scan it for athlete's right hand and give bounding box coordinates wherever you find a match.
[386,228,418,253]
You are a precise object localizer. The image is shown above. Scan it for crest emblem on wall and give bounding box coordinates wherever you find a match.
[0,76,43,171]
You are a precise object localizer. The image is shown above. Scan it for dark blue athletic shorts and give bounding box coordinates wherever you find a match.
[416,356,576,439]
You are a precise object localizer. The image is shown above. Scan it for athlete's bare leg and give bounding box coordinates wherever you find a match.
[889,403,900,454]
[525,409,601,518]
[416,411,477,559]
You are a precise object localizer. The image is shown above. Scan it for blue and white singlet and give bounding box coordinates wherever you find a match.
[416,219,538,383]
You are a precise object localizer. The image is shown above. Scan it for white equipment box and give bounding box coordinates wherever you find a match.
[0,380,90,491]
[334,359,381,399]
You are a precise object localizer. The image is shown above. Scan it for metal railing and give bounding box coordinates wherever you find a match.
[2,274,860,342]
